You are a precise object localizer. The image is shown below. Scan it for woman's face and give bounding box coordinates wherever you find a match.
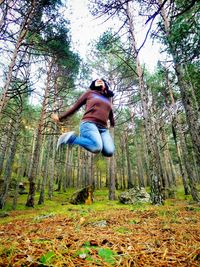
[95,79,106,90]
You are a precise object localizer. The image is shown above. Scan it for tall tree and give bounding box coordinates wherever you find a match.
[155,0,200,201]
[158,0,200,166]
[90,1,165,204]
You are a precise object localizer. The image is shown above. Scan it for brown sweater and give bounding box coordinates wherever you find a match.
[59,90,115,128]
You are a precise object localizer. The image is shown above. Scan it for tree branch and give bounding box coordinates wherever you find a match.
[137,16,155,53]
[171,0,198,18]
[137,0,168,53]
[145,0,168,24]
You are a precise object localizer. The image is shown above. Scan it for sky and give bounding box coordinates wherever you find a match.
[64,0,163,73]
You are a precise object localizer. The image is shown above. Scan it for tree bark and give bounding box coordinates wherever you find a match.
[0,117,20,209]
[89,153,94,186]
[0,119,13,177]
[136,141,145,188]
[108,128,116,200]
[124,130,133,188]
[38,135,50,205]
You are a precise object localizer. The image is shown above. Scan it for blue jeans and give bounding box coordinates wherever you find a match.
[73,121,115,157]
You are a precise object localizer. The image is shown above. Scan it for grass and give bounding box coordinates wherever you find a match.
[0,186,198,222]
[0,188,126,224]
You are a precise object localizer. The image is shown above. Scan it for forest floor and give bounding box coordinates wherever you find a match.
[0,189,200,267]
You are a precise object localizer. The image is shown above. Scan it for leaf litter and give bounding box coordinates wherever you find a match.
[0,200,200,266]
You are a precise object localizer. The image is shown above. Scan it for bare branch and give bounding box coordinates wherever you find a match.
[137,15,155,53]
[145,0,168,25]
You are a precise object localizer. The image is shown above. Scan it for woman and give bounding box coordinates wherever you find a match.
[51,79,115,157]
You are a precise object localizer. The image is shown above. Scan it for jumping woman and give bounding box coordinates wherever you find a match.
[51,78,115,157]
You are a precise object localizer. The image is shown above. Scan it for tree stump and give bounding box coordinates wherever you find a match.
[69,185,94,205]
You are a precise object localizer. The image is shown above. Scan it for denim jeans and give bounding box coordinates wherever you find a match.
[73,121,115,157]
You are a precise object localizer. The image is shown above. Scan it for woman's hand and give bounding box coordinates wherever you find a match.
[51,113,60,123]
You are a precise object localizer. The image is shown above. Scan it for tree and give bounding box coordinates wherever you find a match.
[156,0,200,202]
[90,0,165,204]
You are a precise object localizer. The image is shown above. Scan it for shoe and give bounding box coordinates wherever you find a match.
[57,131,75,150]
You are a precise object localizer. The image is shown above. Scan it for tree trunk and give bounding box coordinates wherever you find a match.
[108,128,116,200]
[136,142,145,188]
[38,136,50,205]
[0,119,13,177]
[124,130,133,188]
[120,136,126,189]
[0,117,20,209]
[88,153,94,186]
[175,64,200,166]
[80,149,86,188]
[0,0,36,114]
[26,129,42,207]
[161,129,176,187]
[141,126,150,186]
[164,74,190,195]
[36,140,46,193]
[125,2,164,204]
[48,134,56,200]
[76,147,81,188]
[26,59,53,207]
[63,147,70,191]
[12,147,26,210]
[159,2,200,202]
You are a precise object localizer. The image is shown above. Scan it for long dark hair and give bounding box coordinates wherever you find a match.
[89,79,114,98]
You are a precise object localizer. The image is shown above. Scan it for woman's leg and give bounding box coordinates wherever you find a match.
[100,128,115,157]
[73,122,103,153]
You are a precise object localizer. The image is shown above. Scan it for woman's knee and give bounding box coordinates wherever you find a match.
[90,142,103,154]
[102,147,115,157]
[102,152,114,157]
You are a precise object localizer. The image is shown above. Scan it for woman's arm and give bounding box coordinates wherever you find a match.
[58,91,89,121]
